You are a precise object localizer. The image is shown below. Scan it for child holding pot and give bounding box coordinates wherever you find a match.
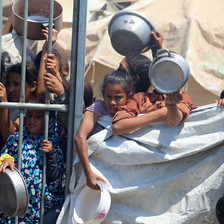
[0,103,65,223]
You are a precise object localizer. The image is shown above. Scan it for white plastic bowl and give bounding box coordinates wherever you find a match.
[72,181,111,224]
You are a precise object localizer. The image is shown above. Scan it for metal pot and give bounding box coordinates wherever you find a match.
[149,49,190,94]
[0,167,29,217]
[72,181,111,224]
[108,10,156,56]
[12,0,63,40]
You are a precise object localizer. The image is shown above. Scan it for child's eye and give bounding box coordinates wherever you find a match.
[115,96,122,101]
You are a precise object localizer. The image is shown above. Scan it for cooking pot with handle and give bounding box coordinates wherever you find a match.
[149,49,190,94]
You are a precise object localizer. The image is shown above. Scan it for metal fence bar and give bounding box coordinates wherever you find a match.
[14,1,28,223]
[0,102,68,111]
[40,0,54,222]
[64,0,87,196]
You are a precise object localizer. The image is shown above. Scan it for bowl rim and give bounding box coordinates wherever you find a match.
[108,10,156,36]
[12,0,63,23]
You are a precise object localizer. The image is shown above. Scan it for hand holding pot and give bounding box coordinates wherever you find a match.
[165,90,183,106]
[0,158,15,174]
[150,30,163,57]
[42,28,58,53]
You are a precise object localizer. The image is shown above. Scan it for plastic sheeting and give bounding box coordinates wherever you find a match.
[57,104,224,224]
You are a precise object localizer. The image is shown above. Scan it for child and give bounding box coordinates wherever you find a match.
[117,30,163,93]
[112,90,196,135]
[75,70,133,190]
[0,63,38,149]
[0,104,64,223]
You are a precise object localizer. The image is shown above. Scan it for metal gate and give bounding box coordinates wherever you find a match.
[0,0,87,223]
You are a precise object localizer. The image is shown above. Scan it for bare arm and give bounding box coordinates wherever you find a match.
[150,30,163,58]
[0,83,16,141]
[36,28,58,99]
[75,111,106,190]
[113,107,167,135]
[2,13,13,35]
[165,91,183,127]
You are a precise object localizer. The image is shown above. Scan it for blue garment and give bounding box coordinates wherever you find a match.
[0,112,64,224]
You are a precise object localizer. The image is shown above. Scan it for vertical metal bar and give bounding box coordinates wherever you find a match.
[64,0,87,196]
[0,0,3,81]
[14,1,28,223]
[40,0,54,223]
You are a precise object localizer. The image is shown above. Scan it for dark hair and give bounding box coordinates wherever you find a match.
[84,80,94,108]
[220,90,224,99]
[125,53,151,93]
[6,62,38,86]
[102,70,133,96]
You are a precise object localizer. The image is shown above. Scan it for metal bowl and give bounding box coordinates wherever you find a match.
[0,167,29,217]
[12,0,63,40]
[108,10,156,56]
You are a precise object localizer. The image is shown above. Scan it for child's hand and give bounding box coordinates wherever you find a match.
[44,72,64,97]
[44,54,60,77]
[0,158,14,174]
[86,171,107,190]
[150,30,163,50]
[0,83,8,102]
[41,140,53,153]
[165,90,183,105]
[42,28,58,52]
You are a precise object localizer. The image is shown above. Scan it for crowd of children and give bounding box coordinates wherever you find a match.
[0,12,223,224]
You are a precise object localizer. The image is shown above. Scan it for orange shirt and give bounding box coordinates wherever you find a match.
[112,91,196,125]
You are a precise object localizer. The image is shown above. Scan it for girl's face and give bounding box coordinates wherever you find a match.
[103,84,129,115]
[6,72,36,102]
[26,110,44,135]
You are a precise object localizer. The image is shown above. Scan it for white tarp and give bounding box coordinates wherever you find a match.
[57,104,224,224]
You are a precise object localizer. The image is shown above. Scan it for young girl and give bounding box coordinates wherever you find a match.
[0,63,38,150]
[75,70,133,190]
[0,104,64,223]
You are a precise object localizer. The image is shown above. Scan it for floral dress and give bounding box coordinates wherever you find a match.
[0,112,65,224]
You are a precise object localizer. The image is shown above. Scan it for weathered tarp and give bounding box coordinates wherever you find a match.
[20,0,223,105]
[57,104,224,224]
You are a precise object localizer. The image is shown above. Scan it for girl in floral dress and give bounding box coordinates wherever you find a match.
[0,107,64,223]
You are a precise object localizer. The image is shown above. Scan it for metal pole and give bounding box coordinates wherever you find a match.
[64,0,87,196]
[14,1,28,223]
[40,0,54,223]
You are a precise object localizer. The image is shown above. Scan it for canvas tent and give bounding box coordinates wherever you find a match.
[3,0,223,106]
[52,0,224,106]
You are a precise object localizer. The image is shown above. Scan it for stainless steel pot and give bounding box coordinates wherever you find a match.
[108,10,156,56]
[149,49,190,94]
[0,167,29,217]
[12,0,63,40]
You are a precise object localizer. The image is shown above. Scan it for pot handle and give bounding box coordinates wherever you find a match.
[155,48,171,60]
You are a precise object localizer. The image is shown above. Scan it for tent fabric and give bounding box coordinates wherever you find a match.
[56,104,224,224]
[32,0,223,105]
[83,0,224,100]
